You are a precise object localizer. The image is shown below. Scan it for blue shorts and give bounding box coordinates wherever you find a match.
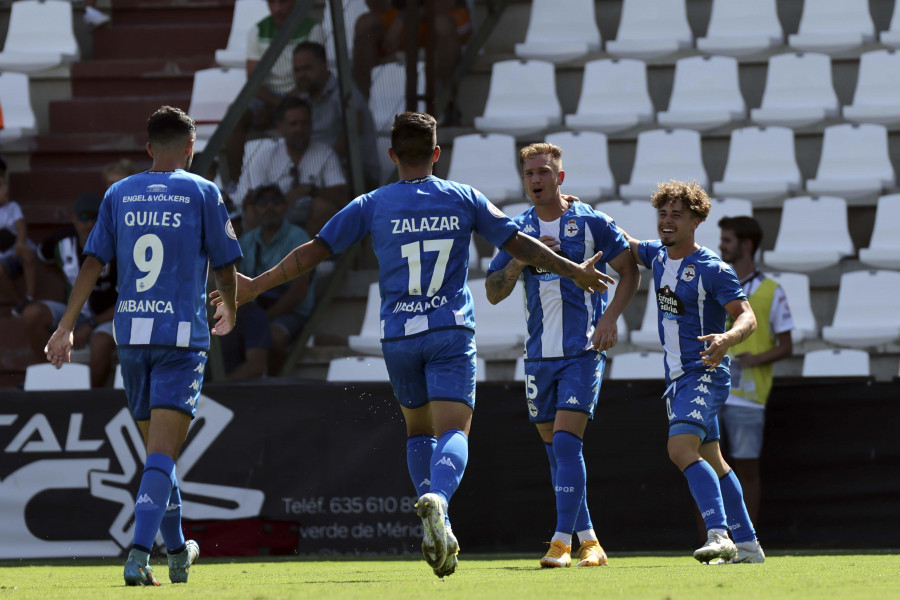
[523,350,605,424]
[118,347,208,421]
[381,328,476,409]
[664,359,731,443]
[721,404,766,459]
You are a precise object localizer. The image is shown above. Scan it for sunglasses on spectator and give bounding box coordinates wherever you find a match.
[77,211,99,222]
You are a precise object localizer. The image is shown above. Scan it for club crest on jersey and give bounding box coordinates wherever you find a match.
[564,219,579,237]
[681,264,696,282]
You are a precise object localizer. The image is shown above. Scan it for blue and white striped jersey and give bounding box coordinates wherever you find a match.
[637,240,746,381]
[317,175,519,341]
[487,202,629,359]
[85,170,242,350]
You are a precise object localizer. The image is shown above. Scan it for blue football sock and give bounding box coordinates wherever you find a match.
[544,442,558,489]
[552,431,586,536]
[406,435,437,497]
[683,460,728,531]
[429,429,468,509]
[159,471,186,555]
[720,470,757,543]
[132,452,175,553]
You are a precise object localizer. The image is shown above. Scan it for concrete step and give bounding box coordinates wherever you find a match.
[10,169,110,205]
[71,58,210,98]
[92,24,229,60]
[49,96,191,134]
[110,0,235,27]
[29,133,148,170]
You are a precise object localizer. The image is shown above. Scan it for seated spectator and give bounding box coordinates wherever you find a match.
[289,41,380,189]
[0,156,37,317]
[22,192,117,388]
[102,158,138,189]
[226,0,326,182]
[352,0,471,100]
[231,96,348,235]
[221,185,315,377]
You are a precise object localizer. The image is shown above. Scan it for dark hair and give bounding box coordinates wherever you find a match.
[251,184,286,204]
[293,41,327,63]
[390,112,436,167]
[651,180,711,222]
[275,95,312,123]
[719,215,763,255]
[147,106,195,147]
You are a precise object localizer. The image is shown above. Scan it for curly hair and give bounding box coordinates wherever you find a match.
[650,180,711,222]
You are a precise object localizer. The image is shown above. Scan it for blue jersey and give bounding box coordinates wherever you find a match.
[487,202,629,359]
[85,170,242,350]
[637,240,746,381]
[317,175,519,341]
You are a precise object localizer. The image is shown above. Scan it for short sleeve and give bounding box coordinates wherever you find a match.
[471,190,519,249]
[708,260,746,308]
[588,212,629,265]
[770,284,795,334]
[637,239,662,269]
[316,195,369,255]
[202,185,243,270]
[83,190,117,265]
[486,248,513,275]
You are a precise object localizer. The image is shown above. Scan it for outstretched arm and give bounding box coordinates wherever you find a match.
[503,232,614,293]
[45,256,103,367]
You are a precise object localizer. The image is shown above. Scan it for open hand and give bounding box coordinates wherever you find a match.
[44,327,74,369]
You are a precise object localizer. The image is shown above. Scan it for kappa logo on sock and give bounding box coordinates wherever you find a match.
[435,457,457,470]
[135,493,155,507]
[418,478,431,489]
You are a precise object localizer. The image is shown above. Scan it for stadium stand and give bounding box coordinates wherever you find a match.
[822,270,900,347]
[564,58,654,134]
[0,72,38,144]
[607,351,666,380]
[712,126,802,202]
[619,128,708,199]
[473,59,562,137]
[605,0,692,59]
[513,0,601,63]
[657,55,746,131]
[445,133,522,204]
[696,0,783,56]
[805,123,896,201]
[0,0,80,73]
[787,0,876,53]
[347,281,383,356]
[764,272,818,344]
[188,67,247,154]
[750,52,840,128]
[326,356,390,382]
[763,196,855,273]
[543,131,615,203]
[215,0,269,68]
[880,0,900,46]
[23,362,90,391]
[843,49,900,125]
[859,195,900,269]
[694,197,752,253]
[802,348,871,378]
[467,277,527,356]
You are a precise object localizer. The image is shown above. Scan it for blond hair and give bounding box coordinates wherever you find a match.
[650,180,711,221]
[518,142,562,172]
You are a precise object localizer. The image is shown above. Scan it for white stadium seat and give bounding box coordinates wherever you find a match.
[788,0,875,53]
[544,131,616,203]
[694,197,753,255]
[114,364,125,390]
[500,202,530,218]
[369,62,426,134]
[697,0,783,57]
[619,129,708,200]
[476,356,487,382]
[0,0,79,73]
[474,59,562,137]
[594,199,658,244]
[348,282,383,356]
[188,68,248,153]
[805,124,896,200]
[322,0,369,68]
[630,293,661,351]
[764,272,818,344]
[469,278,527,355]
[859,195,900,269]
[564,58,655,134]
[605,0,692,59]
[0,72,38,144]
[657,55,747,131]
[802,349,870,377]
[24,363,91,391]
[763,196,854,272]
[822,270,900,347]
[750,53,839,129]
[880,0,900,47]
[514,0,601,63]
[608,351,666,380]
[514,355,526,381]
[446,133,522,204]
[712,126,802,202]
[843,50,900,125]
[326,356,390,382]
[215,0,269,68]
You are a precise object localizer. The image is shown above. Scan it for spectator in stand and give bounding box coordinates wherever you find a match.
[22,192,117,388]
[231,96,348,235]
[102,158,139,189]
[289,41,380,189]
[352,0,471,100]
[220,185,315,378]
[0,156,38,317]
[226,0,326,183]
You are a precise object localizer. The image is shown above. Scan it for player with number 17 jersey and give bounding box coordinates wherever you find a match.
[317,175,518,341]
[85,170,242,351]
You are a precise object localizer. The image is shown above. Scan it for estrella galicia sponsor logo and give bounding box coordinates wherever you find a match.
[528,249,571,280]
[657,285,685,317]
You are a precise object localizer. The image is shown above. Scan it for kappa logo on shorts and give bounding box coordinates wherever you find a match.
[687,409,704,421]
[566,396,579,405]
[691,396,708,407]
[699,374,712,383]
[188,379,200,392]
[694,383,710,394]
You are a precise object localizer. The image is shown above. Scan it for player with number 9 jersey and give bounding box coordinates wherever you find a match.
[85,171,242,351]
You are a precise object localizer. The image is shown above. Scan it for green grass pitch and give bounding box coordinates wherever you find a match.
[1,552,897,599]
